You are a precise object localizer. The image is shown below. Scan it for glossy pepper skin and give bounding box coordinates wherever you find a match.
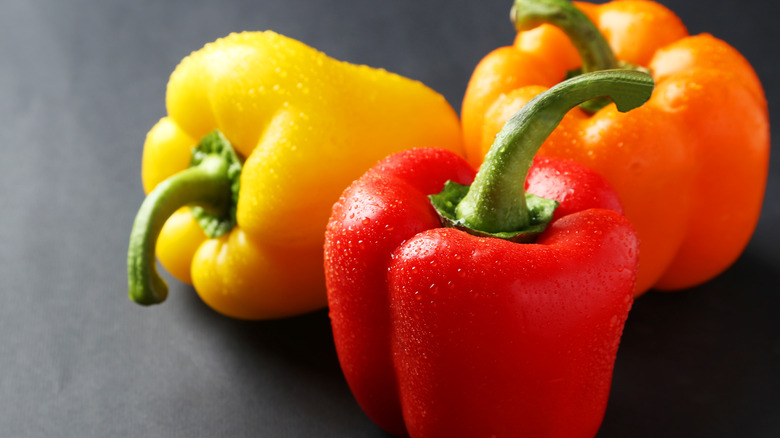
[462,0,769,294]
[128,31,462,319]
[325,71,650,437]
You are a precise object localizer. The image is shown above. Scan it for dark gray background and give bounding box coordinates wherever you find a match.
[1,0,777,436]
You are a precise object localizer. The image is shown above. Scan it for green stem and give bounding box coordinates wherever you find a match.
[454,70,653,234]
[127,130,241,305]
[511,0,617,73]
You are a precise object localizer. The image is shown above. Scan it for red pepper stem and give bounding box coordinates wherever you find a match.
[127,155,232,305]
[455,70,653,234]
[511,0,617,73]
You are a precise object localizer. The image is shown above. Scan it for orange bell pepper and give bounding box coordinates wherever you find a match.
[461,0,769,295]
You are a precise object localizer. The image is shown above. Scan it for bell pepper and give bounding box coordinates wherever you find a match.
[127,31,463,319]
[461,0,769,294]
[325,70,651,437]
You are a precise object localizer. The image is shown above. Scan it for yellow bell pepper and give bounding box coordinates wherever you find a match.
[127,31,463,319]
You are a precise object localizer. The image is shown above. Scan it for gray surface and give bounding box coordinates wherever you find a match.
[1,0,778,436]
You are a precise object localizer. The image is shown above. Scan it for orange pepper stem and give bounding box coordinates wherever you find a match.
[127,130,241,305]
[511,0,617,73]
[455,70,653,234]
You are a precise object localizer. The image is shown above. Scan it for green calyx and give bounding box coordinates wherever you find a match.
[127,130,242,305]
[189,131,243,237]
[430,181,557,243]
[430,70,654,241]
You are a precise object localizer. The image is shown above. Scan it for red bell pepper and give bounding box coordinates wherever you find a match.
[325,70,651,437]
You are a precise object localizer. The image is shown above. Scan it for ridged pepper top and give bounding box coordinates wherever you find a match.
[159,31,463,247]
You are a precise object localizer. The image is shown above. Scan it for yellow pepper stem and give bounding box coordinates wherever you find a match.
[127,130,241,305]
